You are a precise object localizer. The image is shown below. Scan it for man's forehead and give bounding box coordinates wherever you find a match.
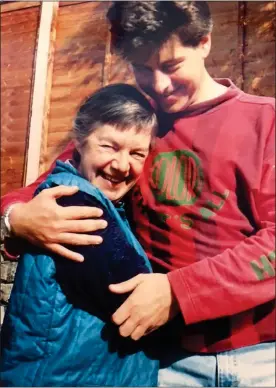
[132,35,186,67]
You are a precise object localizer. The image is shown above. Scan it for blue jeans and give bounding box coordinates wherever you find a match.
[158,341,275,387]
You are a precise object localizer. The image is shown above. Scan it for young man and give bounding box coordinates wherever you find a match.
[1,2,275,386]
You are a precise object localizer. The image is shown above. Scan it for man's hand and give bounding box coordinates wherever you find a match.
[109,273,179,341]
[9,185,107,262]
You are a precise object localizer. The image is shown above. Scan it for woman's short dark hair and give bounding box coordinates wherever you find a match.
[73,83,157,146]
[107,1,213,62]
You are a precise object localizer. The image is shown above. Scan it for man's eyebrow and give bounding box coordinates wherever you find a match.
[161,57,185,66]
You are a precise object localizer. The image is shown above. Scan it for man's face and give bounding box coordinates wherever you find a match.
[132,34,211,113]
[77,125,152,202]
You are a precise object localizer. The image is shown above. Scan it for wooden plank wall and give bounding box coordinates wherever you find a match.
[206,2,243,87]
[1,1,275,194]
[244,1,275,96]
[1,4,40,195]
[41,1,111,171]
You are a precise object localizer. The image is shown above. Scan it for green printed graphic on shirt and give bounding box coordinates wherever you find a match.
[149,150,204,206]
[250,251,276,281]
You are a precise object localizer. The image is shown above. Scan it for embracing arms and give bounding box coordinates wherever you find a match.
[1,142,107,262]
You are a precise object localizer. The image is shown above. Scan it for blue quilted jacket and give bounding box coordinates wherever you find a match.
[0,161,159,387]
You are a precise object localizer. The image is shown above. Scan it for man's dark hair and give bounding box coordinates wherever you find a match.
[107,1,213,61]
[73,83,157,146]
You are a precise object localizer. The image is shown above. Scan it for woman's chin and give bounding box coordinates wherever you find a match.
[101,189,123,203]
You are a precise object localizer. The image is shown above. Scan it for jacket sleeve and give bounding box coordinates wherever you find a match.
[1,142,75,259]
[1,142,75,215]
[54,192,151,317]
[168,116,275,325]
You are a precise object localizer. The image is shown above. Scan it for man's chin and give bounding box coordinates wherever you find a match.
[161,99,190,113]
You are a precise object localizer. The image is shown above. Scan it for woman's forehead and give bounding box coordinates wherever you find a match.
[87,124,152,147]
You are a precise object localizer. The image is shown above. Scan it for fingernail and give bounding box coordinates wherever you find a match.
[94,237,103,244]
[76,255,84,262]
[101,221,108,228]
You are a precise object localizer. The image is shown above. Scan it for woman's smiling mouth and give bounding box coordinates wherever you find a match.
[100,172,126,185]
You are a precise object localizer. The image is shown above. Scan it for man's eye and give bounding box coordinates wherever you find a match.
[101,144,114,150]
[163,65,179,74]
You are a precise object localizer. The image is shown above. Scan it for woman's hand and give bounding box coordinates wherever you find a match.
[9,185,107,262]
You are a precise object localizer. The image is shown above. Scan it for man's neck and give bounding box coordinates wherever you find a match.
[193,71,228,105]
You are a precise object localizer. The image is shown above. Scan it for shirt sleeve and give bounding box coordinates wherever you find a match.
[1,142,75,215]
[1,142,75,259]
[168,113,275,325]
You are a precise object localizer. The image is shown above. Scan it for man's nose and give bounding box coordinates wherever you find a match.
[152,70,171,95]
[111,153,130,175]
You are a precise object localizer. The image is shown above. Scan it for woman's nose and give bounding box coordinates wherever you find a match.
[111,153,130,175]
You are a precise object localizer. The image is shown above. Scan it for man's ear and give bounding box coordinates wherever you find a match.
[200,33,211,59]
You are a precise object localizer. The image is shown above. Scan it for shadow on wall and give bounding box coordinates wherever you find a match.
[57,1,132,88]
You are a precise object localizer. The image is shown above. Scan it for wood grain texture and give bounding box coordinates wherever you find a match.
[59,1,90,7]
[1,6,40,195]
[42,1,110,170]
[244,1,275,96]
[0,2,40,13]
[25,2,59,185]
[206,2,243,87]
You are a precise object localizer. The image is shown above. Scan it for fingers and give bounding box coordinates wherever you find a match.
[62,219,108,233]
[46,243,84,262]
[118,318,137,338]
[109,274,143,294]
[58,232,103,245]
[112,300,131,326]
[117,319,150,341]
[130,325,146,341]
[45,185,79,199]
[61,206,104,220]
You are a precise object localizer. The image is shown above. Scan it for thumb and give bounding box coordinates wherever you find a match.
[48,185,79,199]
[109,274,143,294]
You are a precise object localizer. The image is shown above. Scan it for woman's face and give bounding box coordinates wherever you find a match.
[76,125,152,202]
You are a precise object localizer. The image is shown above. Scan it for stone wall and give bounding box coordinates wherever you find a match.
[0,246,18,327]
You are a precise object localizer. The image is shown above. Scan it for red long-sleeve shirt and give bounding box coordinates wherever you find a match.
[1,79,275,352]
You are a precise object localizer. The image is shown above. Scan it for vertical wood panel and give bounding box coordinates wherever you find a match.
[42,1,110,170]
[1,6,40,195]
[243,1,275,96]
[206,2,242,87]
[25,1,59,185]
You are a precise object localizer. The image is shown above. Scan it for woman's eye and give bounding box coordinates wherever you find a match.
[132,153,146,159]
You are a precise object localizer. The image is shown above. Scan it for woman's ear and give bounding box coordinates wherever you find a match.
[74,139,81,154]
[73,140,82,166]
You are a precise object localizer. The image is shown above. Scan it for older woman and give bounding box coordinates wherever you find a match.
[0,84,159,387]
